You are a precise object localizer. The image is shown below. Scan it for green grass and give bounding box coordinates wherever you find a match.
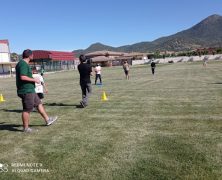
[0,62,222,179]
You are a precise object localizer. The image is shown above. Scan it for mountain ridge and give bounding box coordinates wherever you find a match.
[73,14,222,55]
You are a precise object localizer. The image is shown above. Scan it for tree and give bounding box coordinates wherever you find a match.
[11,53,19,62]
[154,50,161,59]
[216,48,222,54]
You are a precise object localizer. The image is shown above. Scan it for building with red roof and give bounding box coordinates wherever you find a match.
[32,50,77,72]
[0,40,9,45]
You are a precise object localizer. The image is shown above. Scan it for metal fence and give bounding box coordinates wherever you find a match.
[31,59,78,72]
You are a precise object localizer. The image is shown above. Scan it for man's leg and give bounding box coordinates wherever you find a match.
[85,83,92,106]
[37,104,57,126]
[99,74,102,84]
[34,93,57,125]
[37,104,49,123]
[22,112,30,129]
[95,75,97,84]
[19,94,32,130]
[32,93,49,123]
[80,83,87,106]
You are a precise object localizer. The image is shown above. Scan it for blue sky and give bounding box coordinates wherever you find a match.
[1,0,222,53]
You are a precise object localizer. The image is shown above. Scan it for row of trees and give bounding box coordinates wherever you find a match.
[150,47,222,59]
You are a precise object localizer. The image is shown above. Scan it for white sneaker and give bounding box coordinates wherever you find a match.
[46,116,58,126]
[23,128,38,133]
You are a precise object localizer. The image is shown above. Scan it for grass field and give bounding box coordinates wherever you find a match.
[0,61,222,179]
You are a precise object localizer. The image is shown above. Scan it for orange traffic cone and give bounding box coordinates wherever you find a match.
[101,91,108,101]
[0,94,5,102]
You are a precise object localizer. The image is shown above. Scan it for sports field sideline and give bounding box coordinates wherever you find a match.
[0,62,222,179]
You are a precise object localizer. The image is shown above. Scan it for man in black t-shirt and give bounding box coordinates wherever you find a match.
[151,60,156,75]
[78,55,92,108]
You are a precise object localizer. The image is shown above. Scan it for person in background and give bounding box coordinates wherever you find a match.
[123,61,130,80]
[40,66,45,75]
[151,59,156,75]
[94,64,102,85]
[16,49,57,133]
[203,58,207,67]
[32,67,48,102]
[78,54,93,108]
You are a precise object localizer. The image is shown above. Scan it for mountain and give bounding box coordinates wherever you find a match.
[73,14,222,55]
[73,43,117,57]
[151,14,222,51]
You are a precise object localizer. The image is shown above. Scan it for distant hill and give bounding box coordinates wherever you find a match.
[73,14,222,55]
[74,43,116,56]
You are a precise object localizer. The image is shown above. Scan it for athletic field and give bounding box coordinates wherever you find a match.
[0,62,222,179]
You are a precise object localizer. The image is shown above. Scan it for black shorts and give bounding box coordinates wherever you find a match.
[37,93,44,99]
[124,70,129,75]
[18,93,41,112]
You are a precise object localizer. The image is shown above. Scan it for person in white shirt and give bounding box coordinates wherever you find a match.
[32,67,48,101]
[94,64,102,85]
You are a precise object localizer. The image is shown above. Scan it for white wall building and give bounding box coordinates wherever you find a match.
[0,39,13,74]
[0,40,10,62]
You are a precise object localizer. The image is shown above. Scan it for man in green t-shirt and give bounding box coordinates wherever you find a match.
[16,49,58,133]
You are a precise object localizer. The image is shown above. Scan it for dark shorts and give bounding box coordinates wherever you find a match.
[37,93,44,99]
[18,93,41,112]
[124,70,129,75]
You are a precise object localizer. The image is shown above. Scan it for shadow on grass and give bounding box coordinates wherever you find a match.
[0,109,45,114]
[0,122,46,132]
[0,109,23,113]
[211,82,222,84]
[0,123,23,132]
[44,103,83,108]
